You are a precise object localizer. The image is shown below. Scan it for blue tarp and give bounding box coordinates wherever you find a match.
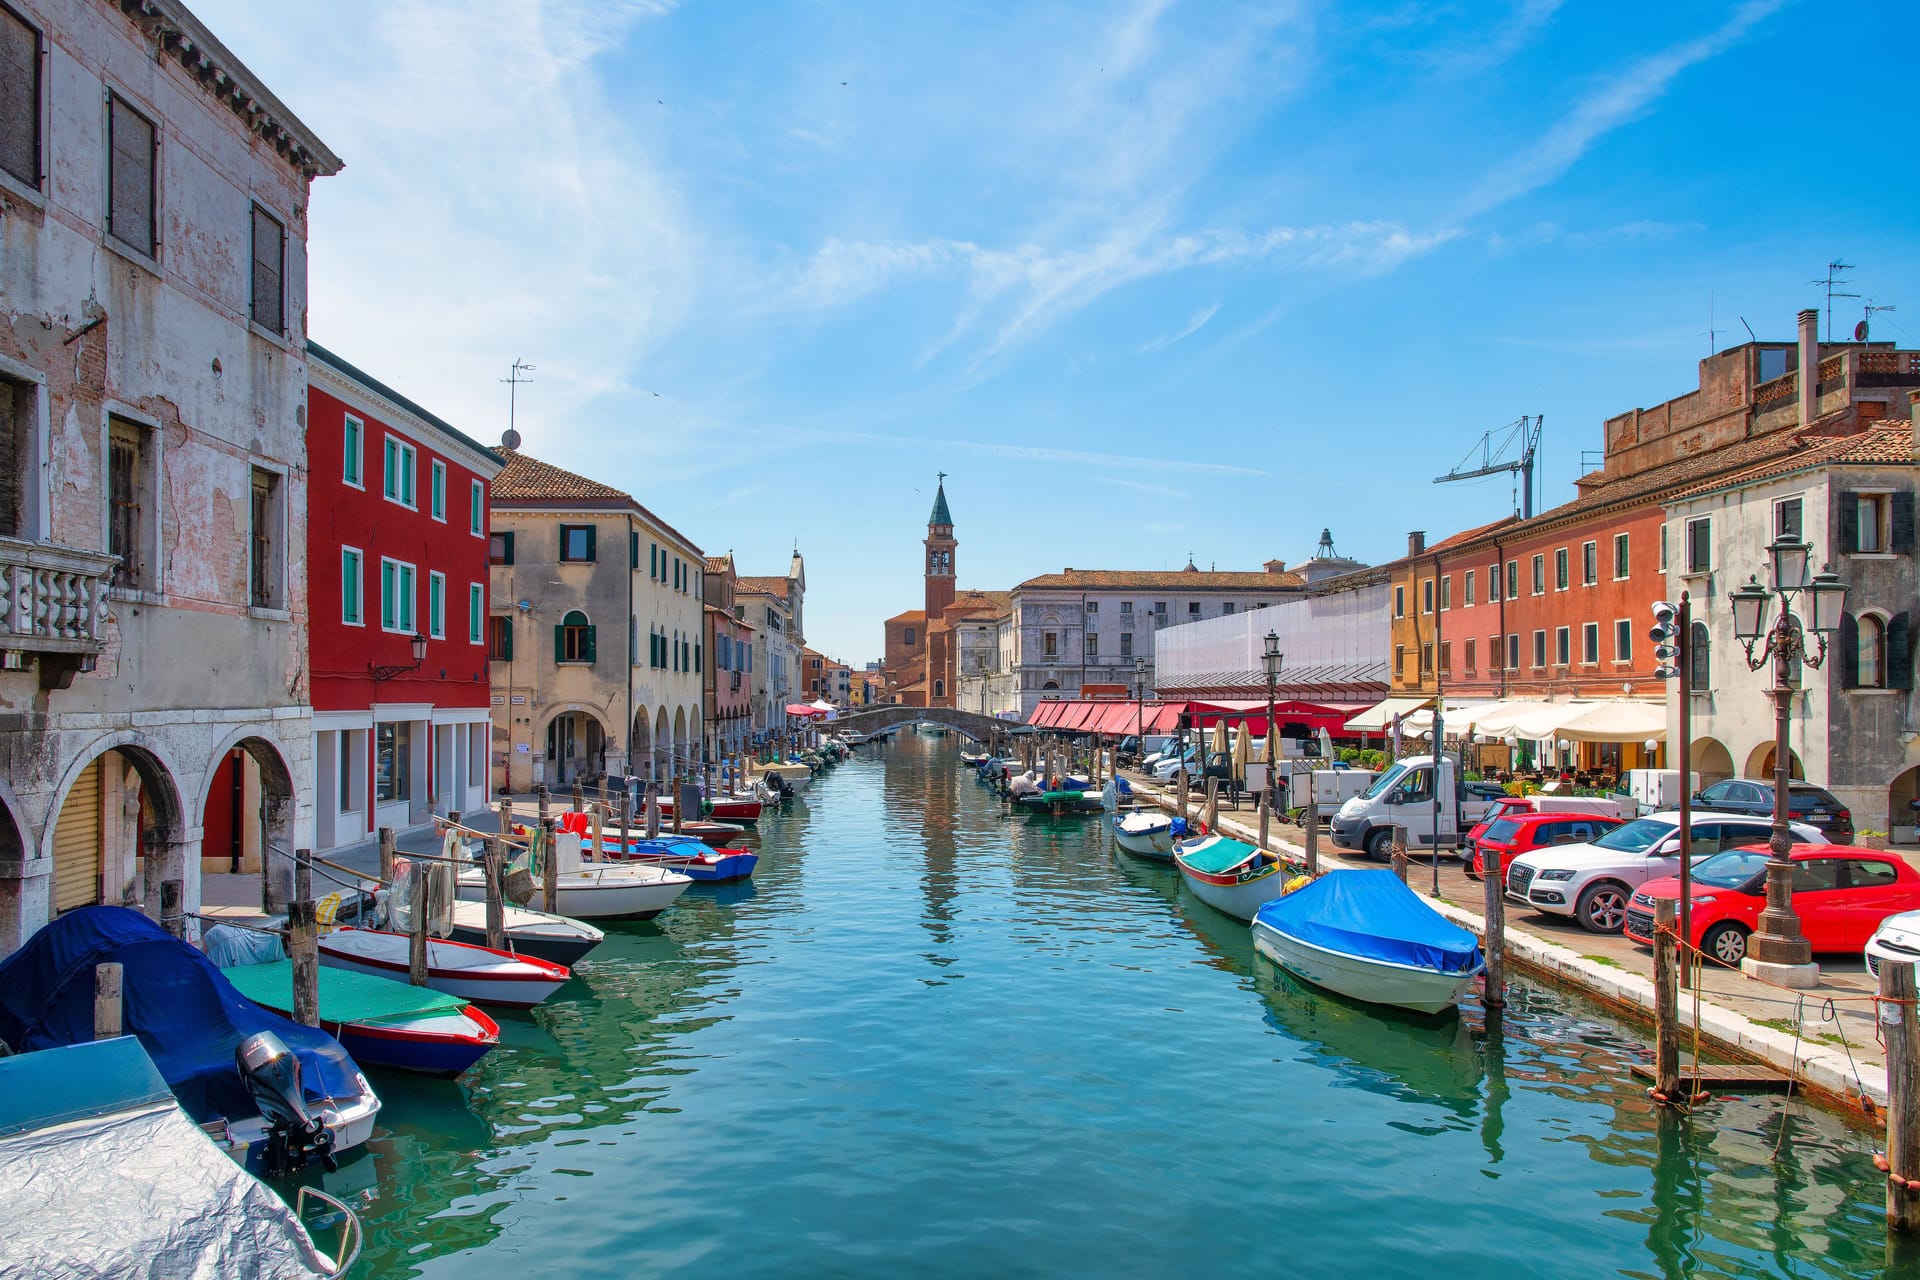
[1254,871,1483,975]
[0,907,364,1125]
[617,837,712,859]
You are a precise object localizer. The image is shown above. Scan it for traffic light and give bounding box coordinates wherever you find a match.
[1650,600,1681,681]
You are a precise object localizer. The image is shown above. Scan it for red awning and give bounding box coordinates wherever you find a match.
[785,703,828,718]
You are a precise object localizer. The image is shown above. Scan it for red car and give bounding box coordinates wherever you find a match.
[1463,797,1531,874]
[1625,844,1920,965]
[1468,810,1624,882]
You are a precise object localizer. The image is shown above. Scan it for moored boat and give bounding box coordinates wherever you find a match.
[315,927,572,1011]
[444,899,605,966]
[597,834,759,882]
[657,794,763,824]
[223,956,499,1076]
[1250,870,1484,1016]
[664,818,750,848]
[1113,811,1182,859]
[1015,789,1103,816]
[1173,834,1288,921]
[456,862,693,921]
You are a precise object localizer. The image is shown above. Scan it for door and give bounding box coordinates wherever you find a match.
[52,758,103,913]
[1833,858,1915,949]
[1785,858,1847,950]
[1394,765,1443,846]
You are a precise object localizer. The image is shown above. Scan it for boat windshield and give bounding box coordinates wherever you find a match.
[1591,818,1677,854]
[1690,850,1771,890]
[1359,763,1408,801]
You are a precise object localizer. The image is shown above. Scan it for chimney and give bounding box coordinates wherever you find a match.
[1910,390,1920,458]
[1264,559,1287,574]
[1407,531,1426,557]
[1797,308,1820,428]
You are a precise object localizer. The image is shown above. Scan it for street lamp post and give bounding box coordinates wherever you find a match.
[1262,631,1283,813]
[1728,534,1848,988]
[1133,658,1150,766]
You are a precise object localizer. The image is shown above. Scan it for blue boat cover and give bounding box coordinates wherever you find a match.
[620,837,713,858]
[0,907,364,1124]
[1254,871,1483,975]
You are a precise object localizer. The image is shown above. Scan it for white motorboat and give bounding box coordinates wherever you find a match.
[316,927,572,1010]
[444,899,605,966]
[1113,811,1178,860]
[1250,870,1484,1016]
[1172,834,1290,921]
[456,862,692,921]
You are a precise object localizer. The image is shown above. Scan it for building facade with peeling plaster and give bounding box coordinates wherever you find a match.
[0,0,339,951]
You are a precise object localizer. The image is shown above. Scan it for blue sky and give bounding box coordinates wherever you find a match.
[199,0,1920,665]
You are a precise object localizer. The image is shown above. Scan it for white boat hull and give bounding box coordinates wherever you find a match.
[1113,817,1175,860]
[1252,919,1481,1016]
[1176,863,1288,921]
[457,866,691,921]
[316,930,571,1010]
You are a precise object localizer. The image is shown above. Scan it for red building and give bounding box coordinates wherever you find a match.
[704,554,755,753]
[301,342,504,853]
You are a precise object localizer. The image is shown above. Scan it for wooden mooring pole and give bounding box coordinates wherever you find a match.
[1481,841,1505,1009]
[1304,795,1320,877]
[1883,959,1920,1232]
[94,962,123,1040]
[408,863,430,988]
[1653,898,1680,1101]
[542,819,560,915]
[290,848,319,1026]
[1204,777,1220,831]
[1391,824,1409,883]
[572,780,585,813]
[1257,791,1271,853]
[672,774,684,835]
[378,825,397,887]
[483,837,506,950]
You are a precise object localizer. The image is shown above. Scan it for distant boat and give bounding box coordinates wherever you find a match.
[1113,811,1181,859]
[1173,834,1288,921]
[1015,789,1103,816]
[315,928,572,1011]
[919,722,949,736]
[1251,871,1484,1016]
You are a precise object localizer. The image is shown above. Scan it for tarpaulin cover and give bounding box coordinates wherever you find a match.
[0,906,365,1125]
[1176,835,1262,876]
[0,1037,336,1279]
[1253,870,1483,975]
[221,958,466,1026]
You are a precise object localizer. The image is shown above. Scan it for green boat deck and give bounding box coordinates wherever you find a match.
[1176,837,1262,875]
[222,958,465,1025]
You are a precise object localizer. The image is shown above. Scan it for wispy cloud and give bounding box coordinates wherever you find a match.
[1138,301,1221,353]
[1098,475,1188,498]
[809,431,1270,478]
[1458,0,1787,220]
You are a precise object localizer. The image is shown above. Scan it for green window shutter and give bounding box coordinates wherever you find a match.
[630,530,639,568]
[501,619,513,661]
[1891,612,1914,691]
[695,642,702,673]
[584,625,597,664]
[585,525,597,562]
[380,561,394,628]
[1839,492,1860,554]
[502,531,515,565]
[558,525,569,559]
[1838,612,1859,688]
[554,623,565,664]
[1893,492,1916,556]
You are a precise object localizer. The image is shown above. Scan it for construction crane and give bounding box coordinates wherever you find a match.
[1433,415,1543,518]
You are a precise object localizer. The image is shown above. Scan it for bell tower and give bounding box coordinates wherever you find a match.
[924,472,956,619]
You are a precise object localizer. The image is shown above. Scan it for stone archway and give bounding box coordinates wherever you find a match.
[830,705,1005,744]
[200,730,299,913]
[654,707,671,782]
[1690,737,1735,787]
[1891,766,1920,845]
[539,707,608,790]
[41,735,190,934]
[631,705,652,782]
[673,707,689,776]
[1744,741,1804,781]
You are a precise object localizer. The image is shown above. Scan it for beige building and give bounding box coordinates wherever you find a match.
[487,449,705,790]
[0,0,339,946]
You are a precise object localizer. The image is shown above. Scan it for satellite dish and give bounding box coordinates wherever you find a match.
[1856,319,1870,341]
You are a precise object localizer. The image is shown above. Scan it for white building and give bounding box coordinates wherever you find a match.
[0,0,340,946]
[1153,571,1391,706]
[1663,411,1920,836]
[738,555,805,739]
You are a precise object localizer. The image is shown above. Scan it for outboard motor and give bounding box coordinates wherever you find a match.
[236,1031,336,1178]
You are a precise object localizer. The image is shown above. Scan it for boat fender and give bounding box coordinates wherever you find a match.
[1195,821,1208,836]
[1282,875,1311,895]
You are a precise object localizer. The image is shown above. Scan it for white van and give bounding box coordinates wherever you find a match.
[1328,755,1498,861]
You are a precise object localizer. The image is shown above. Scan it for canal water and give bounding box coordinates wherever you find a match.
[327,733,1900,1278]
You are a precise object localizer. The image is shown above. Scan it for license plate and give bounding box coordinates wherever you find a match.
[1810,815,1831,824]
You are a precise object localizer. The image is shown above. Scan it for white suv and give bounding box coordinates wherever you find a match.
[1505,810,1827,933]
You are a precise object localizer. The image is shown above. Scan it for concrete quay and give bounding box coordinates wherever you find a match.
[1127,772,1890,1116]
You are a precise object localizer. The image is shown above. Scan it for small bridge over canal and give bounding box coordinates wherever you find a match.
[830,706,1012,743]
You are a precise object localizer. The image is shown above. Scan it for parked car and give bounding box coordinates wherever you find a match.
[1867,910,1920,977]
[1469,811,1626,882]
[1693,777,1855,843]
[1505,811,1828,934]
[1628,845,1920,965]
[1464,796,1532,867]
[1150,748,1197,781]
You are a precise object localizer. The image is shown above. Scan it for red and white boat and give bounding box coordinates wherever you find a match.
[316,928,572,1010]
[657,794,763,825]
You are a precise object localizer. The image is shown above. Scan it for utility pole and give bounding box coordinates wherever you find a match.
[502,358,535,441]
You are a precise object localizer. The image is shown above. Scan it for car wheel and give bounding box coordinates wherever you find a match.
[1702,921,1750,966]
[1575,881,1631,933]
[1365,828,1394,863]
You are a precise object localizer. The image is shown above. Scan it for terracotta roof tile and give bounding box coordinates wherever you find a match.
[491,449,703,554]
[1017,567,1306,590]
[735,575,791,595]
[1670,420,1917,499]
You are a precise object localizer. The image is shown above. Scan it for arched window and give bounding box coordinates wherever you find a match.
[1860,614,1887,689]
[557,609,595,663]
[934,680,944,698]
[1689,620,1710,689]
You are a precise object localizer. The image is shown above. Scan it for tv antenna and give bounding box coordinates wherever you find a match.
[501,358,536,448]
[1857,300,1897,343]
[1811,260,1858,343]
[1434,415,1543,519]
